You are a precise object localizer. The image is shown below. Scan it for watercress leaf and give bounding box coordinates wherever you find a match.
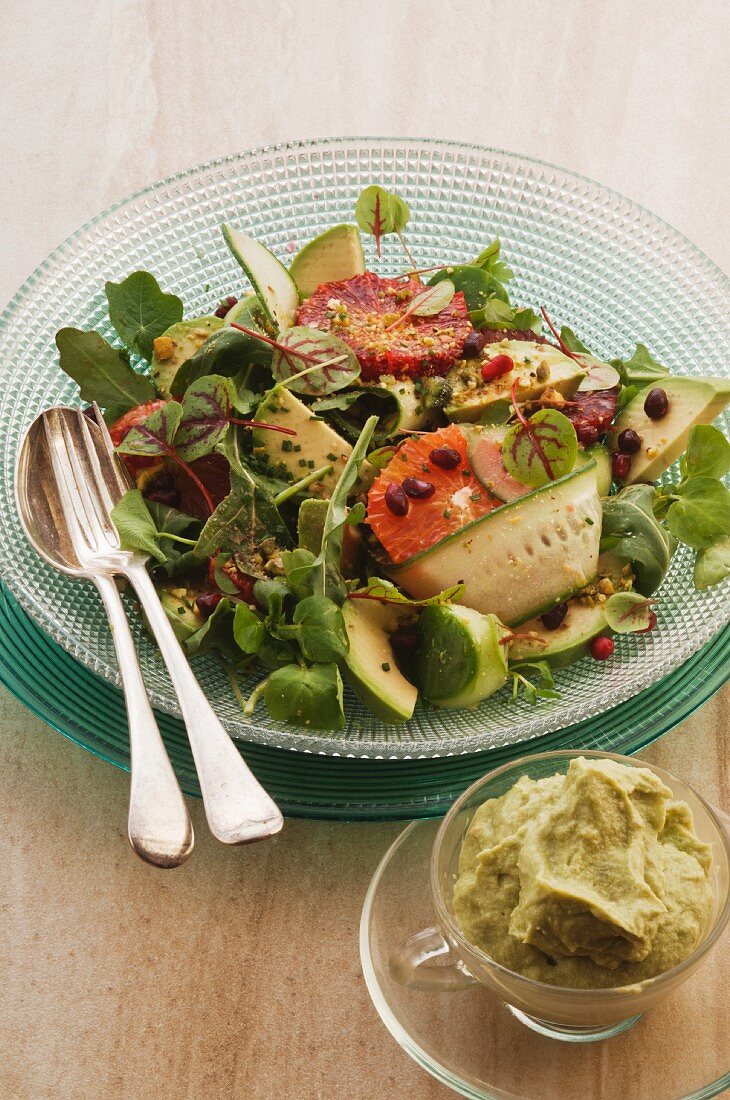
[430,265,509,311]
[253,576,291,612]
[350,578,466,607]
[145,499,200,539]
[170,328,260,397]
[175,375,234,462]
[502,408,578,488]
[601,484,674,595]
[55,328,155,409]
[115,401,182,457]
[694,536,730,590]
[281,548,347,604]
[610,343,669,388]
[682,424,730,480]
[559,326,592,355]
[263,662,345,730]
[511,307,543,334]
[285,596,350,663]
[257,636,299,671]
[271,326,361,396]
[184,598,238,659]
[110,489,167,563]
[105,272,183,361]
[472,239,514,285]
[232,602,266,655]
[409,279,455,317]
[195,465,288,558]
[604,592,655,633]
[666,477,730,549]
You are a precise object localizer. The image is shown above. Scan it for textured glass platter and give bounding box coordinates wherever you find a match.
[361,820,730,1098]
[0,137,728,759]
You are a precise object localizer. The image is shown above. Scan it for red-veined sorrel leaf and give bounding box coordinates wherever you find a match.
[349,577,465,607]
[271,326,361,395]
[604,592,656,633]
[385,279,455,330]
[354,185,410,257]
[502,407,578,488]
[175,375,235,463]
[115,401,182,457]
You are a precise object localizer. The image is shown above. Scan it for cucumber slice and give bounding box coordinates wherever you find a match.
[222,224,299,332]
[416,605,509,707]
[289,224,366,299]
[464,425,531,502]
[150,316,223,397]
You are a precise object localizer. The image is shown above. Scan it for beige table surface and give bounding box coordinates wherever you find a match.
[1,2,728,1097]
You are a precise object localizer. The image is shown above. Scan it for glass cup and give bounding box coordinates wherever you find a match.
[390,749,730,1043]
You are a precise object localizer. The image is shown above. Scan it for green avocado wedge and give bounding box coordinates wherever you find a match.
[222,224,299,332]
[415,605,509,707]
[290,224,366,299]
[150,316,223,397]
[390,463,602,626]
[341,599,417,723]
[610,376,730,484]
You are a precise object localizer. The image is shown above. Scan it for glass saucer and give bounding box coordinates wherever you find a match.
[360,820,730,1099]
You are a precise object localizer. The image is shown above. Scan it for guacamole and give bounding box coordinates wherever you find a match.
[453,758,713,988]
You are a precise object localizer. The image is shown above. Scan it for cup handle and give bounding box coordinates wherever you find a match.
[390,926,480,992]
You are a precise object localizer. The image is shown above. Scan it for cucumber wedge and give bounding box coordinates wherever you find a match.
[416,605,509,708]
[222,224,299,332]
[390,463,602,625]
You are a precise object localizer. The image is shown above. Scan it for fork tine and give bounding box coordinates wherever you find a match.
[75,408,119,519]
[57,414,115,548]
[89,403,134,496]
[42,413,97,560]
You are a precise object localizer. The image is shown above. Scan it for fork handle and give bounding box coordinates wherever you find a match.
[122,561,283,845]
[93,574,194,867]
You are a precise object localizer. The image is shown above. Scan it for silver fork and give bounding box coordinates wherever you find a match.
[17,406,283,854]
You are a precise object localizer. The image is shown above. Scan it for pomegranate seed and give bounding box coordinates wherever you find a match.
[541,602,568,630]
[576,424,599,447]
[618,428,642,454]
[384,481,409,516]
[214,294,238,318]
[644,387,669,420]
[481,354,514,381]
[611,452,632,481]
[429,446,461,470]
[590,636,615,660]
[195,592,222,620]
[462,331,488,359]
[636,610,657,634]
[402,476,436,499]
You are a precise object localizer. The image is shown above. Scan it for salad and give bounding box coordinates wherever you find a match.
[52,185,730,730]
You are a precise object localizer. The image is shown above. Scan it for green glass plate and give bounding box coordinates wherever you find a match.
[2,583,727,820]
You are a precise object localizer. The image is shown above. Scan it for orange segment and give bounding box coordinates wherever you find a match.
[367,424,500,564]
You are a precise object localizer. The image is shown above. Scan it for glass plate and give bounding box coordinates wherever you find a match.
[0,138,728,757]
[1,583,728,820]
[360,819,730,1098]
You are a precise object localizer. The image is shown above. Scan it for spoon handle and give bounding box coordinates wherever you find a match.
[121,561,283,845]
[93,574,194,867]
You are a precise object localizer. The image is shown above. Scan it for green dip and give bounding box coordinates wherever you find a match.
[453,757,713,988]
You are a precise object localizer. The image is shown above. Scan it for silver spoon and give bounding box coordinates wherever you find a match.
[16,405,283,856]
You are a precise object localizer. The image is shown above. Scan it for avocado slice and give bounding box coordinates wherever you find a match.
[151,316,223,396]
[416,605,509,707]
[445,341,586,423]
[290,224,366,299]
[611,376,730,484]
[253,386,353,497]
[159,590,203,642]
[222,224,299,332]
[341,599,417,723]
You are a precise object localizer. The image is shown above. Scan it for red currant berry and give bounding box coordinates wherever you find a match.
[590,636,615,660]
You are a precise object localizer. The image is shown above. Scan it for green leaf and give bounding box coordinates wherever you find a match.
[110,489,167,563]
[170,327,264,397]
[502,409,578,488]
[195,466,288,558]
[473,238,514,285]
[175,375,234,462]
[55,328,156,410]
[681,424,730,480]
[604,592,655,633]
[601,485,675,595]
[410,279,456,317]
[350,578,466,607]
[287,596,349,662]
[430,265,509,311]
[509,660,559,705]
[271,326,361,395]
[694,536,730,590]
[610,343,669,388]
[354,185,410,254]
[666,477,730,549]
[105,271,183,361]
[264,663,346,729]
[559,326,592,355]
[233,603,267,654]
[115,401,182,457]
[184,598,238,659]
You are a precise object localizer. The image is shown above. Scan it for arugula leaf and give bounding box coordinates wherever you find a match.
[264,663,346,729]
[600,485,675,595]
[110,489,168,563]
[680,424,730,480]
[559,326,592,355]
[694,536,730,590]
[175,375,235,462]
[233,602,267,654]
[509,660,559,705]
[55,328,156,409]
[170,328,264,397]
[105,272,183,361]
[184,598,239,659]
[350,578,466,607]
[610,344,669,388]
[473,238,514,286]
[502,408,578,488]
[195,465,288,558]
[604,592,655,633]
[114,401,182,457]
[665,477,730,549]
[270,326,361,395]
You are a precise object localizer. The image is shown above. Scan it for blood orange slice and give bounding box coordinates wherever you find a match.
[367,424,500,564]
[296,272,472,380]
